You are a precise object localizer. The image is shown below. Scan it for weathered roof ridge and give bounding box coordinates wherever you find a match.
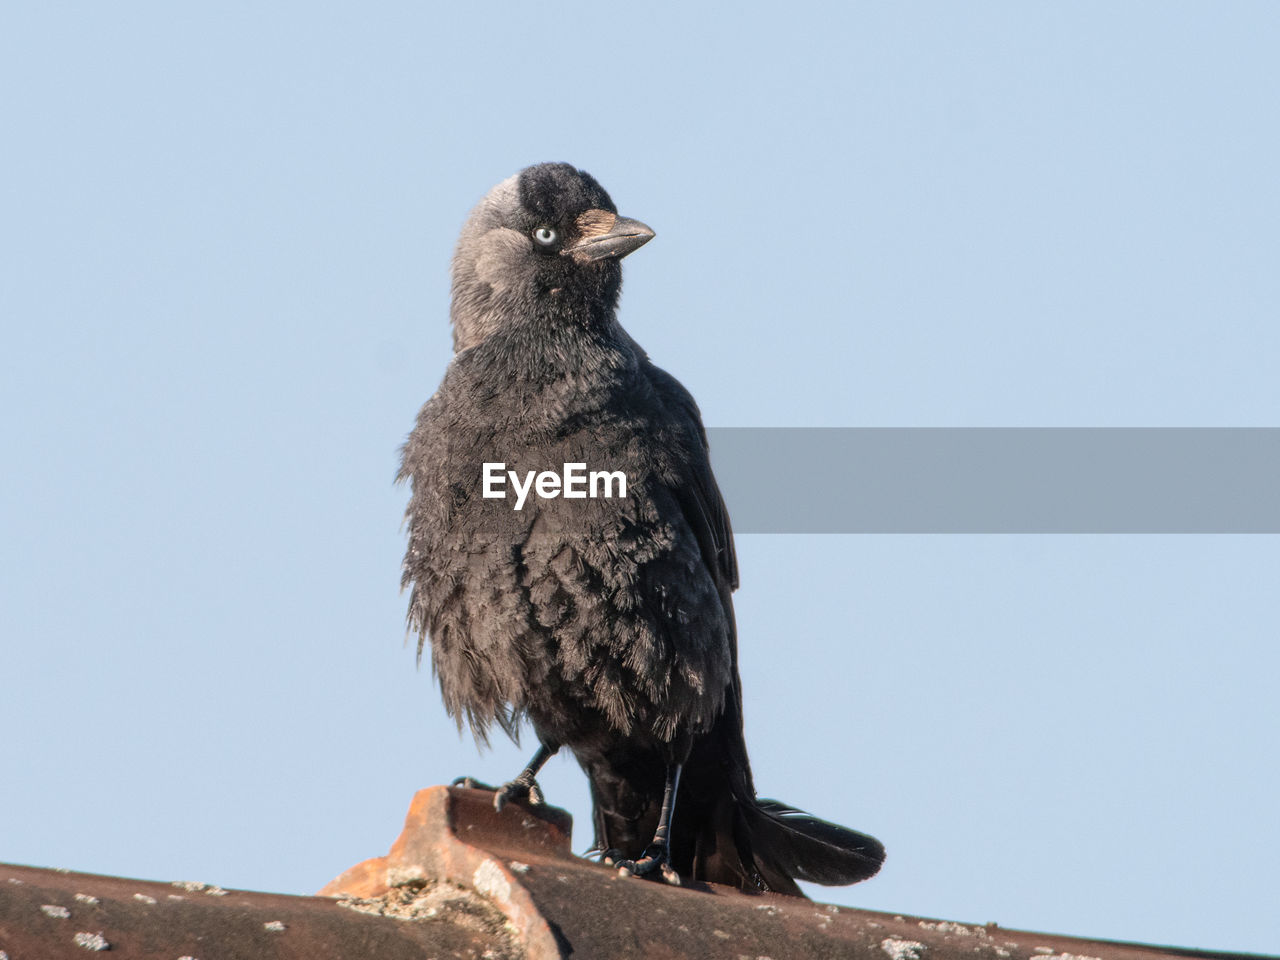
[2,786,1271,960]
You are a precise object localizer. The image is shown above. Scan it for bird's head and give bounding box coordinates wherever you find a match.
[449,163,655,351]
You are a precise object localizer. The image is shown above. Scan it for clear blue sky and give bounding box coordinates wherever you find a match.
[2,2,1277,954]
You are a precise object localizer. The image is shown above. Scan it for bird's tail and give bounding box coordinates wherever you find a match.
[589,749,885,896]
[728,795,885,895]
[584,688,885,896]
[650,701,886,896]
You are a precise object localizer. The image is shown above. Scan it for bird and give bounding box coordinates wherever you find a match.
[398,162,884,895]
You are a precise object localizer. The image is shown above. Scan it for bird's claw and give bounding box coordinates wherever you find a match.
[614,856,659,878]
[450,774,544,811]
[493,776,545,812]
[612,843,670,879]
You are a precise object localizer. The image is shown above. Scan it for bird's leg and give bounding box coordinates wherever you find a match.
[613,763,682,884]
[586,805,624,864]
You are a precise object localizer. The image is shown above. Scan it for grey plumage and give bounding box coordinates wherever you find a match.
[399,162,883,895]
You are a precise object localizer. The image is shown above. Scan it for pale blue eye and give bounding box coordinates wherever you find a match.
[533,227,557,245]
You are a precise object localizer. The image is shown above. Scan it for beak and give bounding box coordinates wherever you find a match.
[567,215,655,262]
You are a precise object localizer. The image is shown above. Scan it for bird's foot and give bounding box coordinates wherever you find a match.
[492,773,545,812]
[451,773,545,811]
[611,843,679,885]
[598,847,625,865]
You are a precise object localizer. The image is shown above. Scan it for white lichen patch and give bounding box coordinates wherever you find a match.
[74,894,100,905]
[42,904,71,918]
[472,859,511,903]
[170,880,228,896]
[339,899,396,919]
[754,903,781,916]
[920,921,976,936]
[883,937,927,960]
[338,883,493,925]
[264,920,287,932]
[133,893,158,904]
[336,881,518,957]
[507,860,530,874]
[73,931,110,951]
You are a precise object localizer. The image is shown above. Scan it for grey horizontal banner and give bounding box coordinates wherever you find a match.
[704,428,1280,533]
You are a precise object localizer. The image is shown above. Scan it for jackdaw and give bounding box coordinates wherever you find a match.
[399,162,884,894]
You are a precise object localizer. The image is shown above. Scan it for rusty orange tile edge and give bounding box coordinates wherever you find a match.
[318,785,567,960]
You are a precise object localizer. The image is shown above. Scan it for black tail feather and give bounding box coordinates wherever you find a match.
[741,798,885,888]
[591,766,886,895]
[585,702,885,895]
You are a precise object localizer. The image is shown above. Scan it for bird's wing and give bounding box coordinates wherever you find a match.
[641,362,739,593]
[641,360,754,792]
